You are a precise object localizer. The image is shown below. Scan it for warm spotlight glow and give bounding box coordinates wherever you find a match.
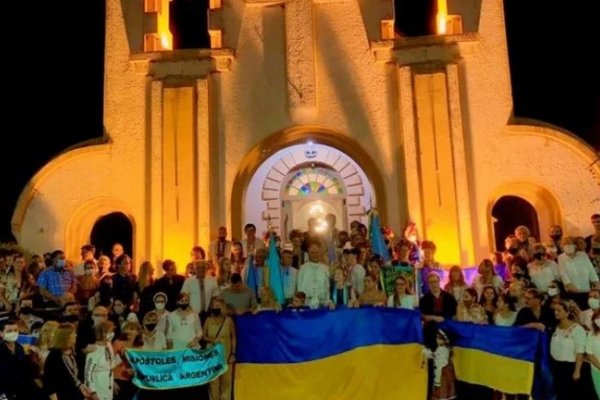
[436,0,448,35]
[161,33,172,50]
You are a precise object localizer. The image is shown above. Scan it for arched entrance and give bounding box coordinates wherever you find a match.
[231,126,386,240]
[487,182,563,252]
[491,196,540,251]
[90,212,134,259]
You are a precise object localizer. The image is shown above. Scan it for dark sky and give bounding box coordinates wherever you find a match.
[1,1,598,243]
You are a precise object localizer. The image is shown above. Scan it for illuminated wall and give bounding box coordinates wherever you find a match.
[11,0,600,270]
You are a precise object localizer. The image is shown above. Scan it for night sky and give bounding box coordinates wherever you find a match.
[1,1,598,243]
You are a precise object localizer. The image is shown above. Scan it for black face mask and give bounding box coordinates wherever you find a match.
[145,323,157,331]
[178,303,190,310]
[211,308,222,317]
[64,315,79,323]
[533,252,545,260]
[508,247,519,256]
[20,307,33,315]
[550,233,562,242]
[593,248,600,255]
[513,272,524,280]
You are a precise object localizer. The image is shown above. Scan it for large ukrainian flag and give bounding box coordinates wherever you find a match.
[442,320,540,395]
[235,308,427,400]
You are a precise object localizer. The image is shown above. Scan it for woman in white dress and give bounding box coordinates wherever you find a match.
[167,292,202,349]
[84,321,118,400]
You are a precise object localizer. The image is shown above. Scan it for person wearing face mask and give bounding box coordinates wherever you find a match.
[0,320,28,399]
[16,298,43,334]
[37,250,77,307]
[578,289,600,331]
[558,236,600,310]
[203,298,236,400]
[76,260,99,306]
[528,243,560,293]
[167,292,202,349]
[549,225,564,256]
[84,320,118,400]
[151,292,170,336]
[141,311,167,350]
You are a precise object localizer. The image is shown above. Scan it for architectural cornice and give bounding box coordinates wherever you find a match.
[371,33,480,65]
[130,49,235,76]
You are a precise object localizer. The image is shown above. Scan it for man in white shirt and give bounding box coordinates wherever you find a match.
[558,236,600,309]
[342,248,365,295]
[280,248,298,303]
[181,261,218,322]
[297,241,330,309]
[208,226,232,266]
[241,223,265,256]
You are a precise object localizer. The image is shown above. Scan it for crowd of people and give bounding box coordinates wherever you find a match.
[1,213,600,400]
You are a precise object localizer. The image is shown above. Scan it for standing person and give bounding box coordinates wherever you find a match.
[141,311,167,351]
[209,226,233,266]
[44,323,92,400]
[153,260,185,312]
[422,329,456,400]
[181,261,218,323]
[241,223,265,257]
[0,320,29,400]
[113,322,142,400]
[219,274,257,315]
[550,301,588,400]
[297,241,330,309]
[558,236,600,310]
[85,321,118,400]
[203,298,236,400]
[167,292,202,349]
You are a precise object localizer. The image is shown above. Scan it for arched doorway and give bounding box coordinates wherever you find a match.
[243,142,376,240]
[231,126,387,241]
[491,196,540,251]
[90,212,134,259]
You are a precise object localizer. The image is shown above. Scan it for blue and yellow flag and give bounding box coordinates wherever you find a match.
[441,320,541,395]
[246,254,258,297]
[369,209,390,262]
[235,308,427,400]
[267,232,285,304]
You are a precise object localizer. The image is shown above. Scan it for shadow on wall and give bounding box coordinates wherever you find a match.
[316,12,374,142]
[16,191,59,255]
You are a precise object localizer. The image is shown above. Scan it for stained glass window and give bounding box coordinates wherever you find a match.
[283,167,344,197]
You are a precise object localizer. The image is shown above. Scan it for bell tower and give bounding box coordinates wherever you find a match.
[103,0,232,269]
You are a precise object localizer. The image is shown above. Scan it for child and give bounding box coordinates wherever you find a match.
[424,329,457,400]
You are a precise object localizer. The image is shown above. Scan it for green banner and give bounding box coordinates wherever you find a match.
[126,344,227,390]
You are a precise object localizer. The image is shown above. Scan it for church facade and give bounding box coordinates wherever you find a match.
[12,0,600,269]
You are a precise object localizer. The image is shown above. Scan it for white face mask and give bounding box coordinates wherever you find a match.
[564,244,576,255]
[547,288,559,297]
[3,331,19,342]
[155,302,165,311]
[56,259,66,269]
[595,318,600,329]
[84,269,94,276]
[106,332,115,342]
[589,298,600,310]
